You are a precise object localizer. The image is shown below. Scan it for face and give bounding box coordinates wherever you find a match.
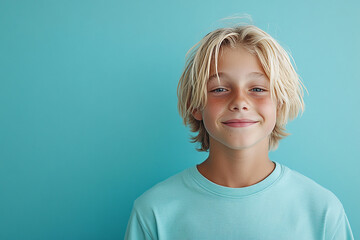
[192,45,277,150]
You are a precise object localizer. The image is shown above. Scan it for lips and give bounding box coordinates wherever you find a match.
[222,119,258,124]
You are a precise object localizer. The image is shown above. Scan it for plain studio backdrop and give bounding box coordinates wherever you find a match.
[0,0,359,239]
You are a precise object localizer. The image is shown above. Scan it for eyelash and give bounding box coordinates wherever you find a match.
[211,88,266,93]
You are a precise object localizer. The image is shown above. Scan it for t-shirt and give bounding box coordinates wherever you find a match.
[124,161,354,240]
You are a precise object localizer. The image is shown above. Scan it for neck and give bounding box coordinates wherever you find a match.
[197,137,275,188]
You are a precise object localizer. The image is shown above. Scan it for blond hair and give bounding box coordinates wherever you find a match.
[177,20,308,152]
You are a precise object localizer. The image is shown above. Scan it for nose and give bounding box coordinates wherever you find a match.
[229,89,250,111]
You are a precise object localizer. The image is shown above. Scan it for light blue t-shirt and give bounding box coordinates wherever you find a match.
[125,161,354,240]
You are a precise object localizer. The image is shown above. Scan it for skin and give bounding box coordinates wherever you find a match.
[192,44,277,188]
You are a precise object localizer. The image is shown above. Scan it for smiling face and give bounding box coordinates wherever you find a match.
[192,45,277,151]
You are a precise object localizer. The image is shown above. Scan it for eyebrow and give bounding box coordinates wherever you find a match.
[208,72,267,83]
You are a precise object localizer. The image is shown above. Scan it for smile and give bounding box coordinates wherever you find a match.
[222,122,258,128]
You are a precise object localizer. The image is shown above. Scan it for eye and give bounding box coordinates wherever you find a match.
[210,87,266,94]
[251,88,266,92]
[211,88,227,93]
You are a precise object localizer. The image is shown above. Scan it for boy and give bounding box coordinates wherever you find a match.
[124,23,354,239]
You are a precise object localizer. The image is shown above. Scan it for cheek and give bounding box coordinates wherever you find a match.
[202,99,224,126]
[205,98,224,114]
[257,98,277,119]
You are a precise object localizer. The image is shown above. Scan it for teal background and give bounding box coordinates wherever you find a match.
[1,0,359,239]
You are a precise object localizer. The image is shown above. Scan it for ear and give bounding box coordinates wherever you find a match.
[192,108,203,121]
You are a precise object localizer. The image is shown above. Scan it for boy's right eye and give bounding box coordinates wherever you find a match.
[211,88,227,93]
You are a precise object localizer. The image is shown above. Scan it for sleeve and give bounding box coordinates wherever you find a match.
[330,212,354,240]
[124,205,154,240]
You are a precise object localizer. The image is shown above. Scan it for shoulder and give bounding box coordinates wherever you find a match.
[282,165,345,213]
[132,167,190,212]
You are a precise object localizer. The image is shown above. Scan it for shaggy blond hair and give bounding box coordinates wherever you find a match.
[177,22,308,152]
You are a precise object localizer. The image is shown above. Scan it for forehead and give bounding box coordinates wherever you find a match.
[207,71,268,84]
[208,45,268,82]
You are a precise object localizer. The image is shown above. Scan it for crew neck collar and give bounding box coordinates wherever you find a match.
[188,161,283,198]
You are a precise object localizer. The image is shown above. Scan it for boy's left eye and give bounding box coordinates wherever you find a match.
[251,88,265,92]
